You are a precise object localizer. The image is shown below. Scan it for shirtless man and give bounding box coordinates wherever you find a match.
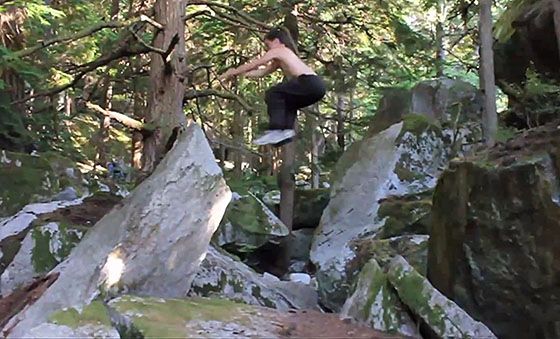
[219,27,326,146]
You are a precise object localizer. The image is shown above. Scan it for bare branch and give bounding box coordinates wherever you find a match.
[139,14,164,29]
[85,101,152,131]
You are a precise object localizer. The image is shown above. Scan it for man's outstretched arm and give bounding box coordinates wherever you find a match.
[244,61,279,78]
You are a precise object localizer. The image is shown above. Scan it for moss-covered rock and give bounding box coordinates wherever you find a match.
[388,255,496,338]
[49,300,112,328]
[24,300,119,338]
[190,245,318,311]
[353,235,429,276]
[0,193,120,295]
[108,296,281,338]
[1,222,85,294]
[428,122,560,339]
[6,123,232,338]
[214,193,289,254]
[341,259,420,337]
[375,191,432,239]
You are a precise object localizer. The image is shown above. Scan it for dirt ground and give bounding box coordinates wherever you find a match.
[277,309,404,338]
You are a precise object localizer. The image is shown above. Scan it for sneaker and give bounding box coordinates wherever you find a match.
[268,129,295,144]
[254,129,296,146]
[253,130,282,145]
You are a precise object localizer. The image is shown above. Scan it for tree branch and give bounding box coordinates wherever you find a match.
[85,101,153,131]
[187,1,271,29]
[184,10,212,21]
[128,27,167,54]
[13,39,150,104]
[184,88,253,112]
[139,14,164,30]
[11,20,134,59]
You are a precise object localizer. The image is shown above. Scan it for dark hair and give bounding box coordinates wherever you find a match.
[264,27,298,54]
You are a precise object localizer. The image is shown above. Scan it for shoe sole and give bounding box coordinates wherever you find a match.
[273,137,294,147]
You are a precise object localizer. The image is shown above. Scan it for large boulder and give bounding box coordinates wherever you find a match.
[190,245,318,311]
[310,78,482,311]
[340,258,419,337]
[351,235,430,277]
[428,122,560,339]
[0,200,84,279]
[214,192,289,254]
[0,193,120,296]
[388,256,496,338]
[3,123,231,338]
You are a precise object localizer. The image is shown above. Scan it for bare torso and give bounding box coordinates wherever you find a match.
[271,47,316,78]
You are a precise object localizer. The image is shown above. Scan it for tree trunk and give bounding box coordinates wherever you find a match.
[336,94,345,150]
[142,0,187,173]
[435,0,446,77]
[94,1,119,168]
[276,9,299,275]
[95,77,113,167]
[231,80,244,178]
[479,0,497,147]
[310,105,322,189]
[553,0,560,59]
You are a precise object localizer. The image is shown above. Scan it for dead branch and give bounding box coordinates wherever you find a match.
[139,14,164,30]
[85,101,152,131]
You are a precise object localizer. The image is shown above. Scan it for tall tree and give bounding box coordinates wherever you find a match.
[479,0,497,147]
[142,0,188,173]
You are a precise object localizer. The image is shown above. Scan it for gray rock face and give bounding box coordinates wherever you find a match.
[387,255,496,339]
[190,246,318,311]
[4,123,231,338]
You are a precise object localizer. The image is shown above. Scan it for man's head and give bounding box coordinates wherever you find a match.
[264,27,297,53]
